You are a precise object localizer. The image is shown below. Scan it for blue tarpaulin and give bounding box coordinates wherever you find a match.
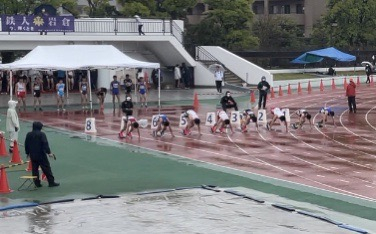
[291,47,356,64]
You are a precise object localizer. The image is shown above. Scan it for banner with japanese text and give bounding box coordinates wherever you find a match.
[1,15,75,32]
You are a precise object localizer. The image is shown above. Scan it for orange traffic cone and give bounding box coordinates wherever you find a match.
[287,84,292,95]
[278,85,283,96]
[0,164,12,193]
[9,140,22,164]
[307,81,312,94]
[320,79,324,92]
[357,76,360,86]
[250,91,256,103]
[344,78,348,90]
[270,87,275,99]
[331,78,336,90]
[193,92,199,112]
[26,160,32,171]
[0,133,7,157]
[298,82,302,95]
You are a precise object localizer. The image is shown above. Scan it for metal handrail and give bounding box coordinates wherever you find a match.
[195,46,218,62]
[0,17,184,42]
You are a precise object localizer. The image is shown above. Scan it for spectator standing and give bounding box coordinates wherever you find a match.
[214,66,224,93]
[110,75,121,110]
[365,64,372,84]
[181,63,190,89]
[174,64,182,88]
[15,78,27,111]
[25,121,59,188]
[135,15,145,35]
[6,100,20,153]
[257,76,270,110]
[33,77,43,111]
[124,74,133,98]
[346,78,357,113]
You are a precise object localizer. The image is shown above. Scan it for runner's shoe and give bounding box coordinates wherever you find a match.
[118,132,125,139]
[210,126,216,133]
[219,128,225,134]
[127,132,133,139]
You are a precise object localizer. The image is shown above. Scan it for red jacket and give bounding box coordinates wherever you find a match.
[346,81,356,97]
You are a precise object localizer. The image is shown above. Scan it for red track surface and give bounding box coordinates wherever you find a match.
[18,85,376,201]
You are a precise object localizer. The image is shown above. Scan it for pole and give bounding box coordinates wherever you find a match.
[158,68,161,115]
[9,70,13,100]
[65,71,69,100]
[87,69,93,112]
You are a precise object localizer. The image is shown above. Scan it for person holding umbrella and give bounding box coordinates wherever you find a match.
[209,64,224,93]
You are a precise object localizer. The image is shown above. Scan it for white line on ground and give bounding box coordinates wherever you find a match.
[339,179,350,183]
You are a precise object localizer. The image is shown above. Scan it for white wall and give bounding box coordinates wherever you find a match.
[194,62,217,86]
[199,46,273,86]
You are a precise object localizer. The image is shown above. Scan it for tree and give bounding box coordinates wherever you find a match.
[161,0,197,19]
[85,0,116,17]
[187,0,258,50]
[314,0,376,49]
[117,0,156,17]
[252,16,304,51]
[0,0,78,17]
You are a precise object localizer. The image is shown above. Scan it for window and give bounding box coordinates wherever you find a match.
[283,5,290,14]
[296,4,304,14]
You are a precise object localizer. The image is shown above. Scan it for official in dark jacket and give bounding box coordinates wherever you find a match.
[257,76,270,109]
[220,91,238,111]
[25,121,59,187]
[121,96,134,116]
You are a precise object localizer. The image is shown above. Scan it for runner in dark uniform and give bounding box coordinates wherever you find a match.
[241,109,258,132]
[33,77,43,111]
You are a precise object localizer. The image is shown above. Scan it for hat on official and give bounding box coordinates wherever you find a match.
[261,76,266,81]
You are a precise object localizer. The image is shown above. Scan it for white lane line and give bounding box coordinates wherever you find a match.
[353,171,361,174]
[365,185,374,188]
[295,170,303,173]
[317,175,325,178]
[365,106,376,131]
[331,167,338,170]
[339,179,350,183]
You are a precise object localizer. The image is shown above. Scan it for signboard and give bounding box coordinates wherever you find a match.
[1,15,75,32]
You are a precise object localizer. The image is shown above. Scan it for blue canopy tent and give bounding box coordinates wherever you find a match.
[291,47,356,64]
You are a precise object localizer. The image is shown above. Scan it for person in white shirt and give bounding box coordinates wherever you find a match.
[135,15,145,35]
[182,109,201,135]
[267,107,288,132]
[214,66,224,93]
[174,64,181,88]
[211,109,234,134]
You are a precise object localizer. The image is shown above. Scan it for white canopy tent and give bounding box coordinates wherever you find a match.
[0,45,161,110]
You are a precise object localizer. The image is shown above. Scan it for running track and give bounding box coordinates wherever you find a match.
[18,84,376,202]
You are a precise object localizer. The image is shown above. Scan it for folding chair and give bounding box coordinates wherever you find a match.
[18,176,37,191]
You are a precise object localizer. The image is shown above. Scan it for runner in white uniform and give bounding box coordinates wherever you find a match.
[183,109,201,135]
[211,110,234,134]
[267,107,288,132]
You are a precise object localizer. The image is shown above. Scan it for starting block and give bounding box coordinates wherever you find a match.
[18,175,37,191]
[257,109,267,126]
[85,117,97,133]
[179,114,188,129]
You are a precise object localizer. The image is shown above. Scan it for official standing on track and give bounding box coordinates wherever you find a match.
[25,121,59,188]
[257,76,270,110]
[346,78,357,113]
